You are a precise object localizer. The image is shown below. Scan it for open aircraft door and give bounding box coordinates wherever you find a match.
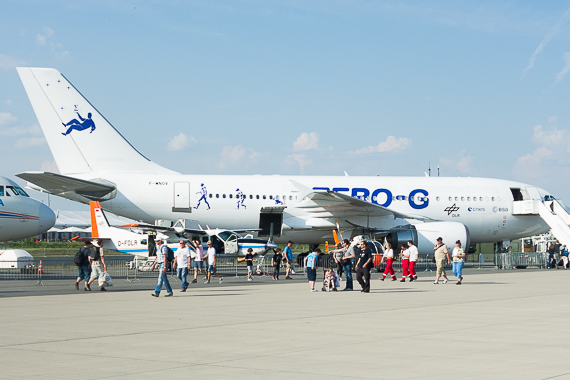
[259,206,285,239]
[173,182,191,212]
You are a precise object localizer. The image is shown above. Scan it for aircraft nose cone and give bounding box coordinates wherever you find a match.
[38,203,56,233]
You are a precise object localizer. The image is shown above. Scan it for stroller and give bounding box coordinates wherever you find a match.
[321,269,340,292]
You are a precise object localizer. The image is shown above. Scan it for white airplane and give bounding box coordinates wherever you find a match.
[15,67,568,254]
[0,175,56,241]
[86,201,276,256]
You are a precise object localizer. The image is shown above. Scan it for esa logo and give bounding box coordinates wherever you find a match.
[312,187,429,209]
[492,207,509,213]
[468,207,485,212]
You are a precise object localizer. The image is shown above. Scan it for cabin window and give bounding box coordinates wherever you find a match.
[436,196,440,201]
[448,197,452,201]
[223,194,226,199]
[289,196,293,200]
[269,195,273,200]
[209,194,212,198]
[263,195,266,199]
[216,194,219,198]
[229,194,233,199]
[141,239,147,245]
[480,197,483,201]
[249,195,253,199]
[0,186,3,196]
[497,197,501,202]
[491,197,495,201]
[455,197,458,201]
[461,197,464,201]
[467,197,470,201]
[256,195,259,199]
[472,197,476,202]
[276,196,279,200]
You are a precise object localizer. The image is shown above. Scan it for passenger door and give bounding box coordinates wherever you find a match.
[173,182,191,212]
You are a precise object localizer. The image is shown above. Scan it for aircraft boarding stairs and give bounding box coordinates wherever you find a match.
[513,199,570,246]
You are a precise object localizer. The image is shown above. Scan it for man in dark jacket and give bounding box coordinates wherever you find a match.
[355,241,372,293]
[74,240,92,291]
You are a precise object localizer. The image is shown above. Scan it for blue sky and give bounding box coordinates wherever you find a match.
[2,1,570,211]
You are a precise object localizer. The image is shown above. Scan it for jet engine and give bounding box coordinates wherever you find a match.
[386,222,470,255]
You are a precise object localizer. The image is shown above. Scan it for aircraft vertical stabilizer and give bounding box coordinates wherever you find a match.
[90,201,110,238]
[17,67,175,176]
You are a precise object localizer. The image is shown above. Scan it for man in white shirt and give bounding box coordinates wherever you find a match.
[203,240,223,284]
[150,239,173,297]
[174,240,191,292]
[407,240,419,282]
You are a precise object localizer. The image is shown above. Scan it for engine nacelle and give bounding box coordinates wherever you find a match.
[386,222,470,255]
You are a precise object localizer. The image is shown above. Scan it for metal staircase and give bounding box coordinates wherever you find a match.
[513,199,570,246]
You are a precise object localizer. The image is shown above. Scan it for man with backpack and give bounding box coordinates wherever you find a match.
[87,239,108,291]
[74,240,92,291]
[150,239,173,297]
[304,248,321,292]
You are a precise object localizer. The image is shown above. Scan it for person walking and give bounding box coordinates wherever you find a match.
[74,240,92,291]
[150,239,173,297]
[272,248,283,280]
[244,248,254,281]
[434,237,450,284]
[400,243,410,282]
[547,243,556,269]
[355,241,372,293]
[380,242,397,281]
[284,241,294,279]
[86,239,108,291]
[203,241,223,284]
[190,239,207,283]
[451,240,466,285]
[407,240,419,282]
[174,240,191,292]
[304,248,320,292]
[332,243,344,280]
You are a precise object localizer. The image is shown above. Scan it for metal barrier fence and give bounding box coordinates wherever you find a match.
[0,252,556,282]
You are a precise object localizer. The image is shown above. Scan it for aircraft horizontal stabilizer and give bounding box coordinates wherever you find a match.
[17,171,116,201]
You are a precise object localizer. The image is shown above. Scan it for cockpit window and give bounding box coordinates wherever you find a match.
[218,231,242,241]
[6,186,18,196]
[14,187,29,197]
[0,186,3,196]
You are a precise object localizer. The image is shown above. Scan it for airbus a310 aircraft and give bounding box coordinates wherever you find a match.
[15,67,567,254]
[0,175,56,241]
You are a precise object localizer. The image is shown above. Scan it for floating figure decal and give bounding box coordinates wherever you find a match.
[236,188,246,209]
[195,183,210,210]
[62,112,96,136]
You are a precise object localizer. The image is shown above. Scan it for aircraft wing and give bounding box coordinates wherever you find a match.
[118,223,209,235]
[16,171,116,200]
[296,191,428,221]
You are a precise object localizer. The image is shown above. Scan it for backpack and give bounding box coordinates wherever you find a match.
[165,246,175,262]
[74,247,86,266]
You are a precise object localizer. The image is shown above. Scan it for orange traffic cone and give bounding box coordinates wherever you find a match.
[38,260,44,275]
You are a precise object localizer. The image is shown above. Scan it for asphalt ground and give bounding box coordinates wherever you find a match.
[1,268,569,379]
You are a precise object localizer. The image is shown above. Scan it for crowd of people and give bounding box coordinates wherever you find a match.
[547,240,569,269]
[74,235,469,296]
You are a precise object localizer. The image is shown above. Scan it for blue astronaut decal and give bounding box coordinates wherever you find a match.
[236,188,246,209]
[62,112,96,136]
[194,183,210,210]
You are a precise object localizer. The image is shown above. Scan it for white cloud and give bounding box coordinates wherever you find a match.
[166,132,197,151]
[0,112,18,127]
[0,115,42,137]
[440,150,475,174]
[289,153,312,174]
[513,122,570,182]
[15,137,46,149]
[40,160,59,173]
[218,145,261,170]
[522,7,570,77]
[36,27,54,46]
[0,54,26,70]
[293,132,319,151]
[548,115,558,124]
[353,135,411,154]
[554,52,570,84]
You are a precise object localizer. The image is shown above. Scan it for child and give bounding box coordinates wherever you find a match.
[325,267,337,292]
[272,248,283,280]
[244,248,254,281]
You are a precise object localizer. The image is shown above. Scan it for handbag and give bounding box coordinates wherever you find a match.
[98,271,113,287]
